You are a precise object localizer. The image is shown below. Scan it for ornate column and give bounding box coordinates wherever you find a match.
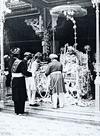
[91,0,100,112]
[0,0,6,107]
[42,8,49,56]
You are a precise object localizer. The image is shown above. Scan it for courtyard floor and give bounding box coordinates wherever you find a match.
[0,94,100,136]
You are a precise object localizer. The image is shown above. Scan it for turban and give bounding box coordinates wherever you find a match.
[35,52,42,58]
[24,52,31,56]
[4,55,9,59]
[11,48,20,55]
[49,54,58,59]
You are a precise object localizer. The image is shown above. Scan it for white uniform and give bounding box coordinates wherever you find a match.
[26,60,38,105]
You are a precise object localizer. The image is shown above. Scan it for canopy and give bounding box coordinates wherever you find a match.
[50,4,87,17]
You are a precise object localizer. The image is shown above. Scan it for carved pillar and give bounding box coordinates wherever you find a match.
[0,0,5,107]
[91,0,100,112]
[95,3,100,112]
[0,0,11,107]
[42,8,47,55]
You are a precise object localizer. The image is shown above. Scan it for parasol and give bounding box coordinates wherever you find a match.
[50,4,87,49]
[50,4,87,17]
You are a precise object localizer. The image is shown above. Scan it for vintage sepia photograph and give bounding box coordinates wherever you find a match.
[0,0,100,136]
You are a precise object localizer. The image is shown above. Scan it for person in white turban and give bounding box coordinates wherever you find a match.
[45,54,66,109]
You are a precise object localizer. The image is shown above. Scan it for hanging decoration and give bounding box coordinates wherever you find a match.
[25,15,44,37]
[64,14,77,49]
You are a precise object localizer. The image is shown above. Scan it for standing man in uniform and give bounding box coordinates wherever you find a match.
[45,54,66,109]
[11,48,32,115]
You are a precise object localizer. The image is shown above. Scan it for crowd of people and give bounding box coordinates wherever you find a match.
[3,44,96,115]
[4,48,66,115]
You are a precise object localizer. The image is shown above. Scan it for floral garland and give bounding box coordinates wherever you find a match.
[60,46,91,99]
[42,29,51,56]
[35,64,50,98]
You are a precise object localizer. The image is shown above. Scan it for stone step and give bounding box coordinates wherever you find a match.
[2,100,100,126]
